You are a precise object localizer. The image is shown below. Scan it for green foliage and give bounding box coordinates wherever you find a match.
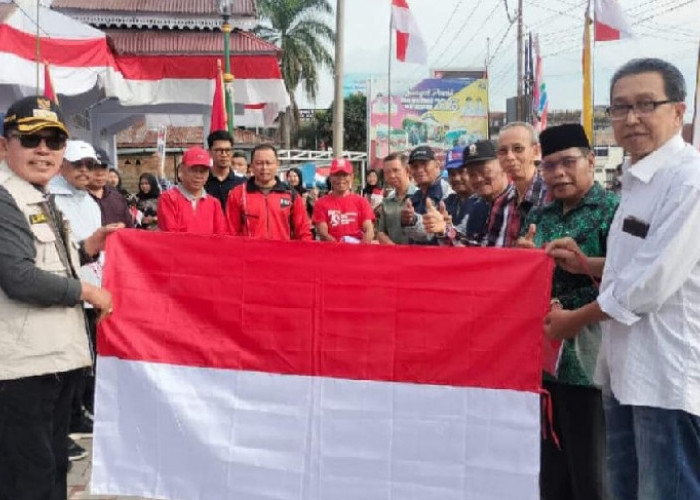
[254,0,335,145]
[298,93,367,152]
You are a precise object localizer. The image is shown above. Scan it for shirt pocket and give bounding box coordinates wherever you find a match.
[30,222,66,274]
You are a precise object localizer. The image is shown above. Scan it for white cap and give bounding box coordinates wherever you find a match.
[64,140,98,162]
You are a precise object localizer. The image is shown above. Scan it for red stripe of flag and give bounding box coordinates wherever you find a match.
[594,21,620,42]
[396,31,409,62]
[99,231,552,393]
[114,55,283,80]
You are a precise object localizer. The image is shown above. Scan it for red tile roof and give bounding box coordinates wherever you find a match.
[51,0,256,16]
[105,29,280,56]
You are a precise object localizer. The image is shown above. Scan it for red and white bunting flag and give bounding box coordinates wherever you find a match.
[391,0,428,64]
[92,231,552,500]
[594,0,632,42]
[43,62,58,104]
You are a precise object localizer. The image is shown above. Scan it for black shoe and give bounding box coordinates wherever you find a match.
[69,414,93,440]
[67,438,88,462]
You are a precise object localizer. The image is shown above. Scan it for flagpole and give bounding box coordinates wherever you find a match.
[332,0,346,159]
[387,4,393,156]
[485,37,491,140]
[591,2,597,148]
[35,0,40,94]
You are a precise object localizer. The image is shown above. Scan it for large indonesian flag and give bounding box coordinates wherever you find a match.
[391,0,428,64]
[93,231,552,500]
[594,0,633,42]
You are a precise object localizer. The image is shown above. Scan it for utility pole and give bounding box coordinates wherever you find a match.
[332,0,345,158]
[516,0,523,121]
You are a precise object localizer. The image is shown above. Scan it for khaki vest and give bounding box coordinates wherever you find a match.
[0,162,91,380]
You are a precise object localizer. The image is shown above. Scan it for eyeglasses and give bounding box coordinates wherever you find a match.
[212,148,233,155]
[9,133,66,151]
[606,100,676,120]
[541,155,585,172]
[496,144,528,156]
[70,159,99,170]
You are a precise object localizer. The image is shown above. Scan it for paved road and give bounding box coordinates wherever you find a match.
[67,438,151,500]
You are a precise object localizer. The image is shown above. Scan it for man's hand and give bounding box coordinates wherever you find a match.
[544,237,586,274]
[544,307,582,340]
[515,224,537,249]
[400,198,415,226]
[83,223,125,257]
[80,282,113,321]
[422,198,449,235]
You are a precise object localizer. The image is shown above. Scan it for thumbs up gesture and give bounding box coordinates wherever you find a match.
[515,224,537,249]
[422,198,448,235]
[401,198,415,226]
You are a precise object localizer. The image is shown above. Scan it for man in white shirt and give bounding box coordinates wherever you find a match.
[544,58,700,500]
[49,140,110,459]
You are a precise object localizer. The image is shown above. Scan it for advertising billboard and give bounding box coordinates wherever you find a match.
[369,77,489,168]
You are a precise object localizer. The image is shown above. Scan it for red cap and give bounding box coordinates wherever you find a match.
[182,146,211,168]
[330,158,353,175]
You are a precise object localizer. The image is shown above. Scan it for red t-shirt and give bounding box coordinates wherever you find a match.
[312,193,375,241]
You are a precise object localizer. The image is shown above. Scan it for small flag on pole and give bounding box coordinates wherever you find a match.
[532,36,548,132]
[210,59,227,132]
[43,62,58,104]
[390,0,427,64]
[594,0,632,42]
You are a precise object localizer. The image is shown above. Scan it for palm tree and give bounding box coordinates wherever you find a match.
[254,0,335,147]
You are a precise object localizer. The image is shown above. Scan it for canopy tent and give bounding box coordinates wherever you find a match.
[0,1,289,134]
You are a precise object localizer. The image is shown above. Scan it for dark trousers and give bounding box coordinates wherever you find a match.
[0,370,80,500]
[72,309,97,420]
[541,380,610,500]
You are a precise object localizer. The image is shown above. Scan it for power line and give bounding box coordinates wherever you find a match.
[443,0,504,68]
[427,0,465,55]
[431,0,487,67]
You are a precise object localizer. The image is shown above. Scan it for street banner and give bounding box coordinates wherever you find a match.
[93,231,552,500]
[369,77,489,168]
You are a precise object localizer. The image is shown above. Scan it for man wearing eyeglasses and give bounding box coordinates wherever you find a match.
[205,130,245,211]
[492,121,548,247]
[516,124,618,500]
[545,58,700,500]
[0,96,116,500]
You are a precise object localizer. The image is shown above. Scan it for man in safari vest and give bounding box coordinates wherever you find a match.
[0,96,119,500]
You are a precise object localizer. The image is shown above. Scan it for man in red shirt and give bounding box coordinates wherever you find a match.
[158,147,227,235]
[226,144,311,240]
[313,158,375,243]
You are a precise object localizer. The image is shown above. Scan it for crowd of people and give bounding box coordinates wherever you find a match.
[0,56,698,500]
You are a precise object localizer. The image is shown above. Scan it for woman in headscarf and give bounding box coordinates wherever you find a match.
[135,173,161,230]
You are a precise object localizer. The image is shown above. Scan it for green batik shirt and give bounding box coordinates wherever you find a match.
[523,182,619,386]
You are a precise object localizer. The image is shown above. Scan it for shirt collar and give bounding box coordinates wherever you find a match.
[387,183,417,200]
[542,181,606,213]
[177,185,207,201]
[48,174,88,198]
[522,172,546,204]
[626,133,685,184]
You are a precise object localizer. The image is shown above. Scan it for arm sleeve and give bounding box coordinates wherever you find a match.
[156,192,178,232]
[213,200,228,235]
[376,204,388,233]
[403,215,434,243]
[359,197,376,222]
[598,182,700,325]
[292,193,313,241]
[312,199,328,225]
[0,187,82,307]
[121,199,134,228]
[226,186,243,236]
